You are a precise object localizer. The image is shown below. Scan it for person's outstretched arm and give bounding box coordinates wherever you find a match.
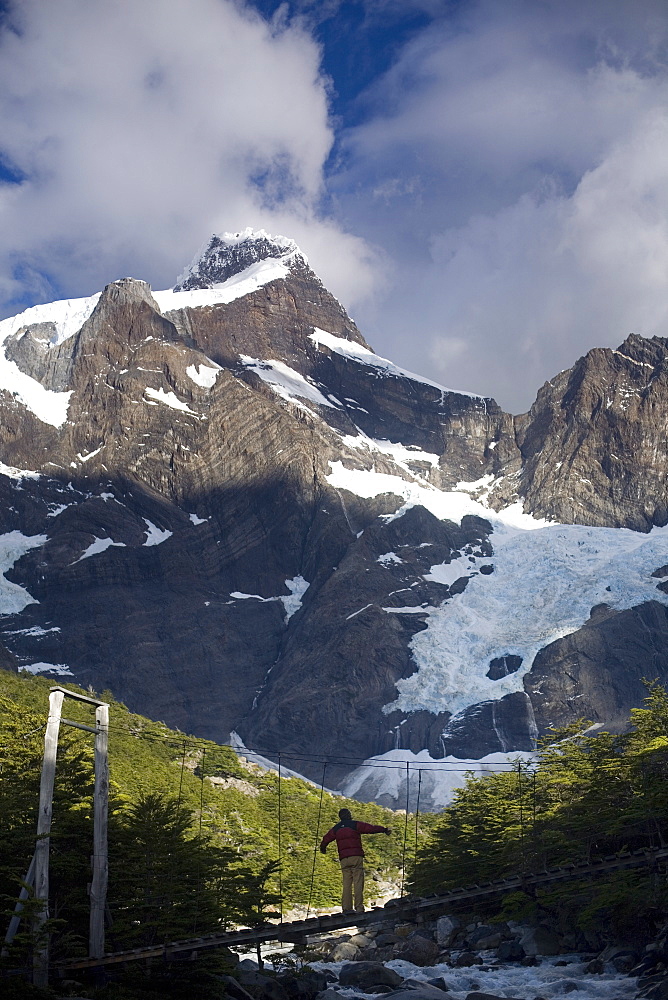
[320,827,337,853]
[356,822,392,835]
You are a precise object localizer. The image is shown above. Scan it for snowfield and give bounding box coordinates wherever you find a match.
[326,462,668,719]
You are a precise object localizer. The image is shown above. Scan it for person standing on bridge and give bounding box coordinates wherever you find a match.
[320,808,391,913]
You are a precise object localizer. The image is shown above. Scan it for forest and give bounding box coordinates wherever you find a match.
[411,682,668,943]
[3,671,668,995]
[0,671,400,979]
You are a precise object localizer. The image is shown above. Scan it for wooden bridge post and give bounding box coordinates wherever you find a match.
[33,688,64,987]
[90,702,109,959]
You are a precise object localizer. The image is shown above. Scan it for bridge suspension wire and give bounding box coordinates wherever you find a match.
[194,748,206,935]
[414,769,423,870]
[306,762,327,919]
[517,761,526,870]
[277,754,283,922]
[176,739,187,817]
[91,717,544,773]
[400,761,410,897]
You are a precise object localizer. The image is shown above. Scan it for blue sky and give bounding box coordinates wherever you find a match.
[0,0,667,411]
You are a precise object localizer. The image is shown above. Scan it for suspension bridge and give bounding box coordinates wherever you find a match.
[60,845,668,971]
[5,685,668,985]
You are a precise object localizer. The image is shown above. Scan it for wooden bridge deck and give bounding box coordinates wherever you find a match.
[60,846,668,972]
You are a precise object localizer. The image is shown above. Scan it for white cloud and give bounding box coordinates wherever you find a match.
[336,0,668,410]
[0,0,378,315]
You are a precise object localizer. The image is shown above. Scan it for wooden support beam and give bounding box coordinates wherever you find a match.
[89,703,109,959]
[2,852,36,955]
[33,688,64,987]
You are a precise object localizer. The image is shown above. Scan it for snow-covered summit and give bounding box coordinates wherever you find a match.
[174,228,303,293]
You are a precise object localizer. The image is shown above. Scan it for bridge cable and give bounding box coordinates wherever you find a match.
[414,769,423,879]
[517,762,526,872]
[277,754,283,922]
[399,761,410,897]
[176,739,187,817]
[306,762,328,919]
[194,748,206,935]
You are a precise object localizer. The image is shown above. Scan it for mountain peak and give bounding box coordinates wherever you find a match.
[174,228,303,292]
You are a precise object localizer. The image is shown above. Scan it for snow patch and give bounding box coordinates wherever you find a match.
[5,625,60,636]
[46,504,71,517]
[377,552,403,566]
[77,446,102,463]
[156,255,294,312]
[186,363,220,388]
[144,387,199,415]
[0,531,47,613]
[346,603,374,619]
[339,748,535,811]
[0,294,103,427]
[281,576,309,622]
[383,605,428,614]
[0,461,41,480]
[143,519,172,546]
[73,536,126,563]
[424,554,476,587]
[189,513,208,525]
[230,579,309,622]
[19,662,73,676]
[0,292,100,347]
[311,328,482,399]
[239,356,337,410]
[341,431,440,479]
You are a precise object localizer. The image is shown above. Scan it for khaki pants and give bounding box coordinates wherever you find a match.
[340,855,365,912]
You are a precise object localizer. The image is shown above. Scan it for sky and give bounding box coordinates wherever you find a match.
[0,0,667,412]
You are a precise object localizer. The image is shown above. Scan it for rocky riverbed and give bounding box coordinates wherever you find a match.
[230,910,668,1000]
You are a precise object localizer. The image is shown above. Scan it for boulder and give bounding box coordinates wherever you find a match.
[237,971,290,1000]
[330,941,361,962]
[472,932,502,951]
[400,979,451,997]
[424,978,450,993]
[395,922,418,938]
[219,975,256,1000]
[436,917,459,949]
[394,934,441,966]
[497,940,524,962]
[349,933,374,948]
[454,952,483,968]
[610,951,640,973]
[519,926,560,957]
[338,962,404,989]
[381,990,452,1000]
[376,932,400,947]
[276,972,330,999]
[315,992,342,1000]
[466,994,523,1000]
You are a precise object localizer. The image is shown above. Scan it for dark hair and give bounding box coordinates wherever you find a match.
[338,808,352,821]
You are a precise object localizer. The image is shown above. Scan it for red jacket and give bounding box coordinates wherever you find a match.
[320,820,388,859]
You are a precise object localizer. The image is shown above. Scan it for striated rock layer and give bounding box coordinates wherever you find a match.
[0,228,666,802]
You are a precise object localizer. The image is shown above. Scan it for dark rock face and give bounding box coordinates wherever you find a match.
[487,654,523,680]
[525,601,668,734]
[0,230,667,801]
[440,693,538,758]
[517,335,668,530]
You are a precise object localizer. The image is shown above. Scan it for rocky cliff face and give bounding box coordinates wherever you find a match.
[0,227,666,806]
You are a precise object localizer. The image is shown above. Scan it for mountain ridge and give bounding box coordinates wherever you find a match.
[0,229,666,808]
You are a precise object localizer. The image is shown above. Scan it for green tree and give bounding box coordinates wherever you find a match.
[109,793,254,947]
